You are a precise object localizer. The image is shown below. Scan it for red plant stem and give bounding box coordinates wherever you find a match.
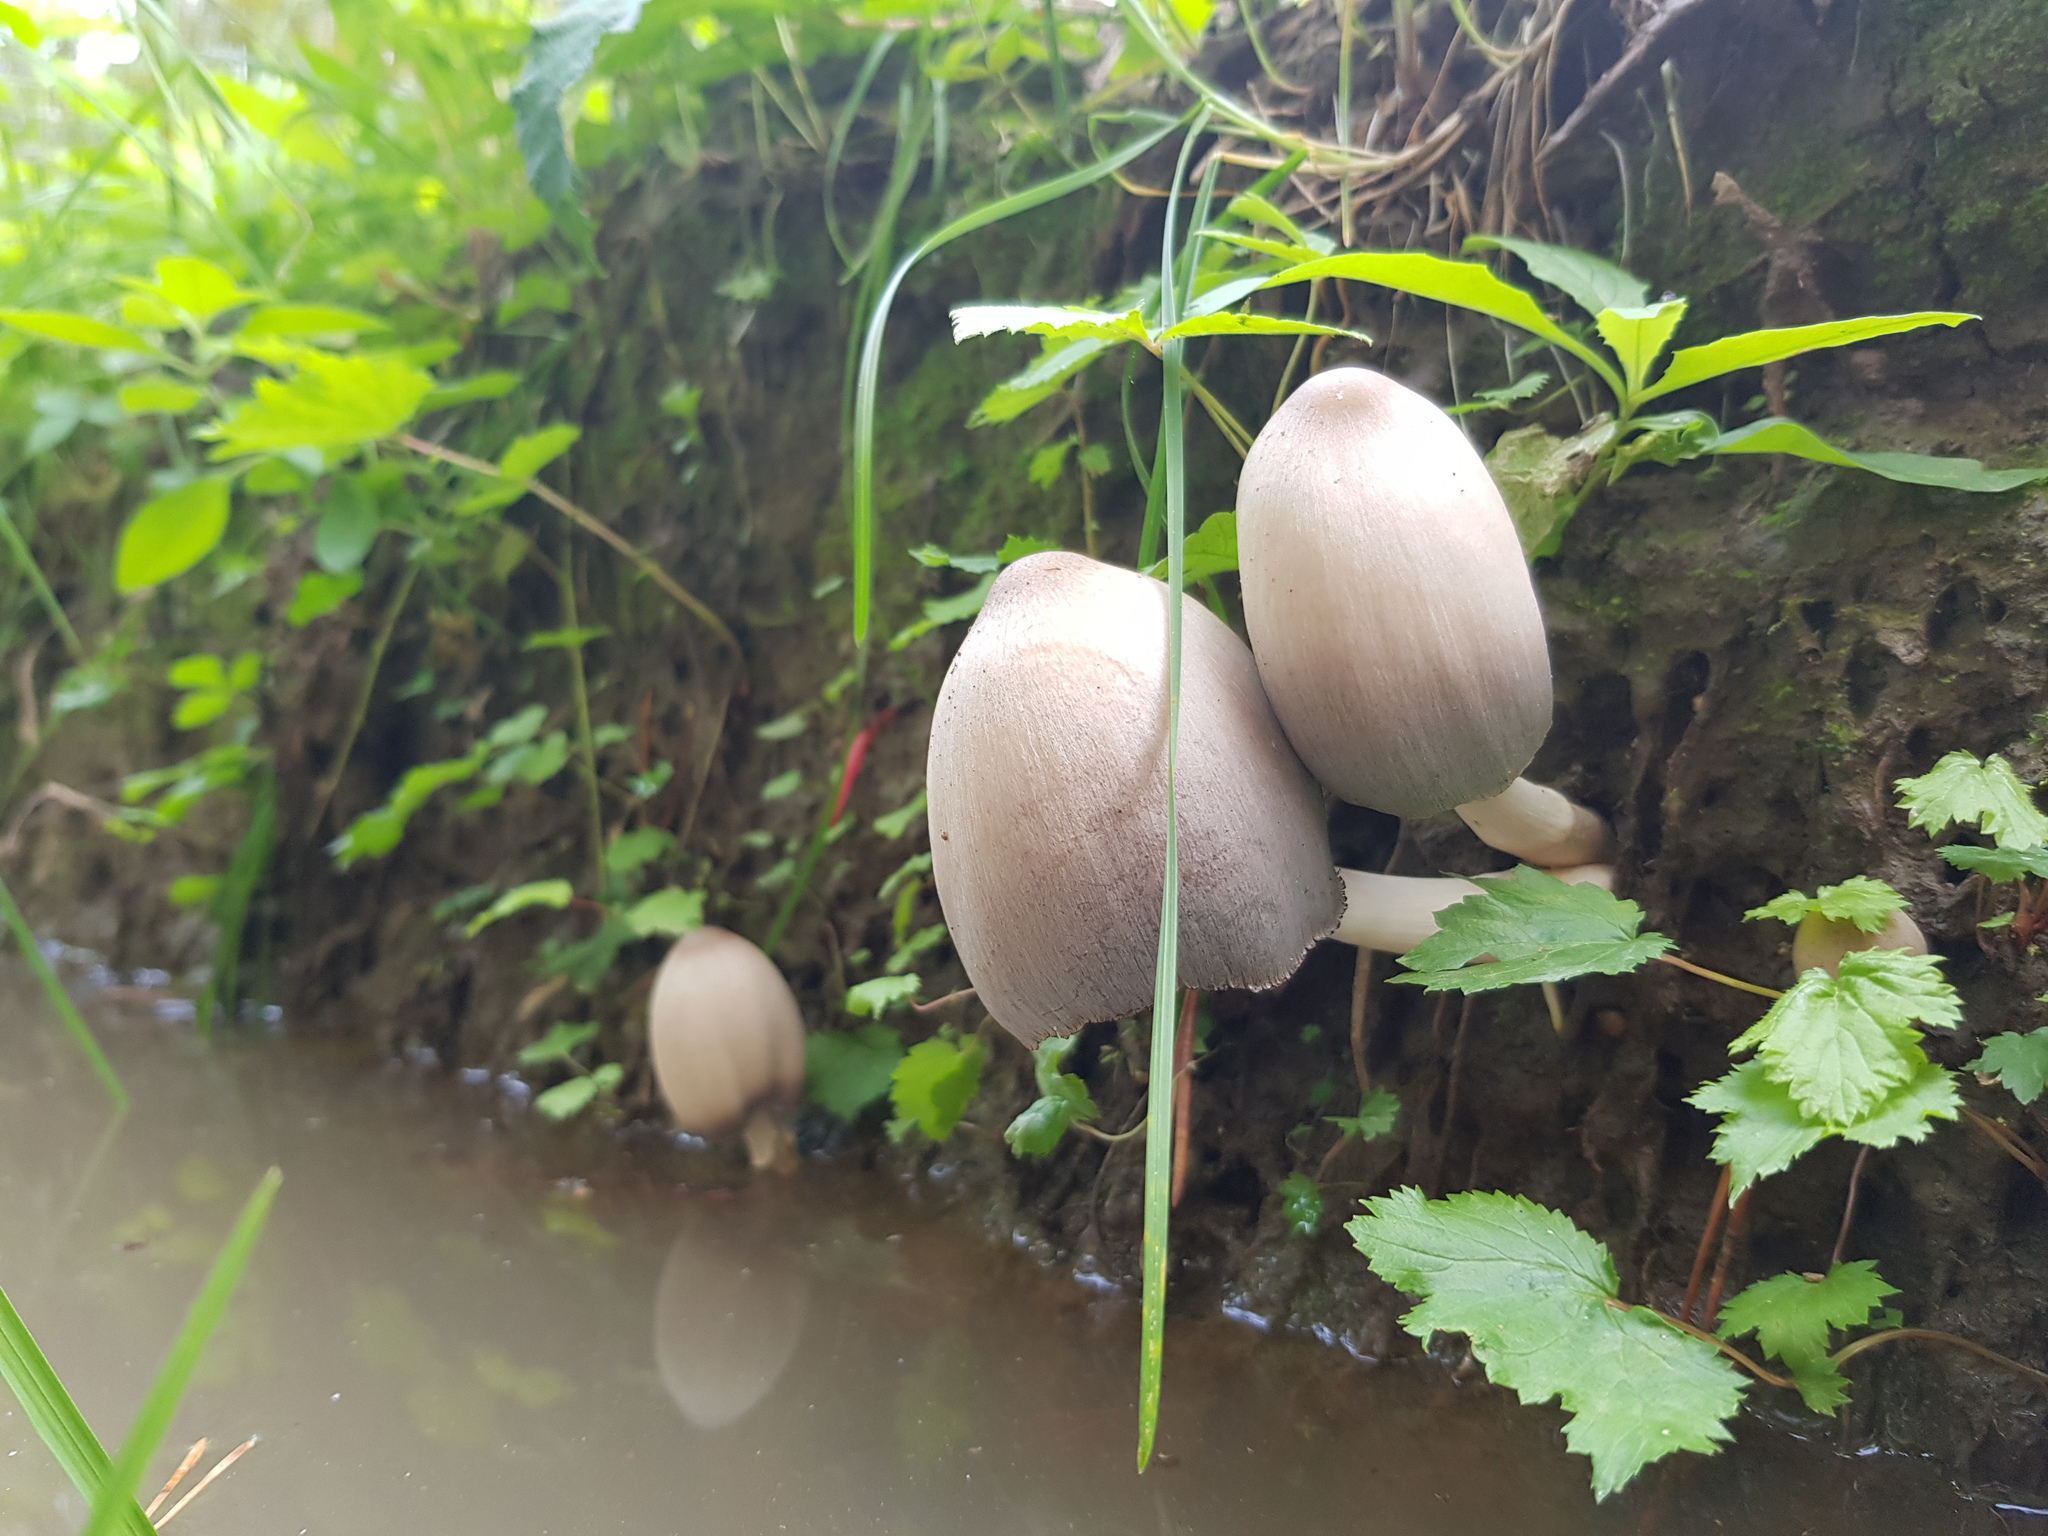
[1170,989,1198,1208]
[1703,1185,1754,1326]
[831,707,898,826]
[1683,1164,1732,1324]
[1832,1145,1871,1269]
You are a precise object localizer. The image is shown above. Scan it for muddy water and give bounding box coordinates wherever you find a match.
[0,972,2010,1536]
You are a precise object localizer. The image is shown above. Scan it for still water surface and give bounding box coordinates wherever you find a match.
[0,971,2014,1535]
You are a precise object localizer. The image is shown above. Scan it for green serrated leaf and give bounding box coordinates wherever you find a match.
[1004,1094,1073,1157]
[1896,751,2048,849]
[1349,1188,1745,1500]
[968,337,1114,427]
[1155,312,1369,344]
[1327,1088,1401,1142]
[1391,867,1672,992]
[1693,1057,1959,1194]
[1718,1261,1895,1415]
[1729,950,1959,1125]
[889,1033,985,1141]
[845,974,921,1017]
[1971,1027,2048,1105]
[1745,876,1905,933]
[1143,511,1237,582]
[623,887,704,938]
[805,1023,904,1120]
[1941,845,2048,882]
[205,353,433,457]
[1277,1171,1323,1238]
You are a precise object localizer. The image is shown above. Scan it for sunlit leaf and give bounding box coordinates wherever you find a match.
[114,477,232,592]
[466,878,574,936]
[889,1032,984,1141]
[1896,750,2048,849]
[1155,312,1369,344]
[1745,876,1905,934]
[1642,313,1975,403]
[517,1021,599,1067]
[623,887,705,938]
[1350,1188,1745,1501]
[205,353,433,457]
[499,423,582,481]
[420,371,523,412]
[1143,510,1235,582]
[1391,867,1672,992]
[0,309,153,352]
[1462,234,1649,318]
[1940,845,2048,882]
[238,304,389,338]
[118,379,205,414]
[1701,417,2047,491]
[1692,1057,1958,1194]
[286,570,362,626]
[845,974,921,1017]
[1595,301,1687,397]
[949,303,1151,345]
[142,257,260,325]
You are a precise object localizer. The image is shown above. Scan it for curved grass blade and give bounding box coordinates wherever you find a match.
[0,1289,153,1536]
[0,871,126,1110]
[1138,107,1208,1475]
[824,35,901,275]
[82,1167,282,1536]
[849,110,1184,644]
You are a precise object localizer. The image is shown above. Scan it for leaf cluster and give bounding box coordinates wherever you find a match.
[1391,867,1672,993]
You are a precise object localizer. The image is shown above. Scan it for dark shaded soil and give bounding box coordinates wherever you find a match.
[8,0,2048,1501]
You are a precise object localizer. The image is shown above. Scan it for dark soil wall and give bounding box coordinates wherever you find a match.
[8,0,2048,1502]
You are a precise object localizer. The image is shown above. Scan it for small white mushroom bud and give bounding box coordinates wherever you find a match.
[648,927,807,1169]
[927,551,1343,1046]
[1236,366,1554,817]
[1791,908,1928,979]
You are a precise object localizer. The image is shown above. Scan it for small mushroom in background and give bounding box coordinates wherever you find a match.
[1235,365,1613,866]
[648,927,806,1170]
[1791,907,1928,979]
[927,551,1344,1047]
[1333,864,1618,954]
[652,1214,808,1430]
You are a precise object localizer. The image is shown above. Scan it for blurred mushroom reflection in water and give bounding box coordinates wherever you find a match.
[652,1206,809,1430]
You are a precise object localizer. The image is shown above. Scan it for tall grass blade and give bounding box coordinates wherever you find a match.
[0,870,127,1110]
[199,769,278,1038]
[1137,108,1208,1474]
[82,1167,283,1536]
[0,500,85,662]
[0,1288,153,1536]
[850,110,1184,644]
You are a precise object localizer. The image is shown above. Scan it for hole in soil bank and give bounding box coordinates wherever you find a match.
[1846,638,1898,717]
[1799,599,1836,646]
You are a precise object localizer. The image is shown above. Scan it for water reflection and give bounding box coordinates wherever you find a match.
[653,1212,807,1430]
[0,966,2007,1535]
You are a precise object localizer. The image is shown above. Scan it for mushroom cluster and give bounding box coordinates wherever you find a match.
[928,366,1619,1046]
[648,927,807,1169]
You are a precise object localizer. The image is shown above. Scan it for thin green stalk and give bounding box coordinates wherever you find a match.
[82,1168,282,1536]
[0,1288,153,1536]
[198,768,277,1038]
[305,560,419,838]
[1039,0,1072,134]
[0,501,83,663]
[849,111,1185,645]
[822,35,897,271]
[1138,106,1209,1476]
[0,870,126,1110]
[1336,0,1356,245]
[557,541,606,897]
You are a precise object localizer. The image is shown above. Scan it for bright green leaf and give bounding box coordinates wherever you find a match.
[1693,1057,1959,1194]
[1704,417,2046,491]
[238,304,390,338]
[1004,1094,1073,1156]
[889,1032,985,1141]
[875,791,926,840]
[1462,234,1650,318]
[754,710,808,742]
[534,1076,600,1120]
[1595,301,1687,396]
[314,485,380,574]
[206,353,433,457]
[1745,876,1905,934]
[287,570,362,626]
[1972,1028,2048,1105]
[1641,313,1975,403]
[420,371,523,412]
[1350,1188,1745,1500]
[1941,845,2048,883]
[760,769,802,802]
[466,878,574,936]
[521,625,607,651]
[845,974,921,1017]
[1277,1171,1323,1238]
[1896,751,2048,849]
[805,1023,904,1120]
[1391,866,1672,992]
[949,303,1150,346]
[603,827,674,874]
[168,875,220,909]
[0,309,153,352]
[118,379,204,414]
[115,478,232,592]
[969,336,1115,427]
[143,258,258,325]
[0,3,43,45]
[1327,1088,1401,1141]
[623,887,705,938]
[516,1020,599,1067]
[1718,1261,1896,1415]
[1027,439,1073,488]
[1155,313,1370,344]
[499,424,581,482]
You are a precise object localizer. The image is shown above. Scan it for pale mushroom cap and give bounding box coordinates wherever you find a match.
[1791,908,1928,979]
[648,927,807,1137]
[927,551,1344,1046]
[652,1220,807,1430]
[1236,367,1554,816]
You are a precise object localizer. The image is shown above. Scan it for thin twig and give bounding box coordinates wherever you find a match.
[1962,1106,2048,1189]
[144,1439,207,1520]
[1683,1163,1731,1325]
[1703,1185,1753,1326]
[1073,1116,1147,1145]
[1655,953,1785,999]
[911,986,976,1016]
[1832,1329,2048,1389]
[1831,1145,1871,1268]
[304,562,418,838]
[397,435,738,655]
[154,1436,257,1528]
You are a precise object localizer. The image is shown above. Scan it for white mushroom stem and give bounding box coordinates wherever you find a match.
[1455,778,1612,868]
[1333,865,1618,954]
